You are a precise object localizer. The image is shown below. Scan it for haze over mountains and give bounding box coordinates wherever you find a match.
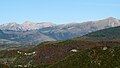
[0,17,120,47]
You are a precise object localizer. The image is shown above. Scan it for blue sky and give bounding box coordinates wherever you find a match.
[0,0,120,24]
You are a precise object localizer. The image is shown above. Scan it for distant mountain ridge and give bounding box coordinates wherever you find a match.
[0,17,120,46]
[0,21,56,31]
[0,17,119,31]
[40,17,120,40]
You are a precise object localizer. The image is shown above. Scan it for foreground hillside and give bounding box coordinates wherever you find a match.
[0,39,108,68]
[48,46,120,68]
[1,41,120,68]
[0,38,119,68]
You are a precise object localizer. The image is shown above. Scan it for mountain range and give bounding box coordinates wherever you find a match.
[0,17,120,47]
[1,24,120,67]
[40,17,120,40]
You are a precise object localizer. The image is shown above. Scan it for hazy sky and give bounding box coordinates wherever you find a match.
[0,0,120,24]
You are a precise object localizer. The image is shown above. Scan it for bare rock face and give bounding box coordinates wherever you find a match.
[0,21,56,31]
[0,22,23,31]
[21,21,56,30]
[104,17,120,27]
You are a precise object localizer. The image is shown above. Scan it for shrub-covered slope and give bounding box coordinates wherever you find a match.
[48,46,120,68]
[83,26,120,41]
